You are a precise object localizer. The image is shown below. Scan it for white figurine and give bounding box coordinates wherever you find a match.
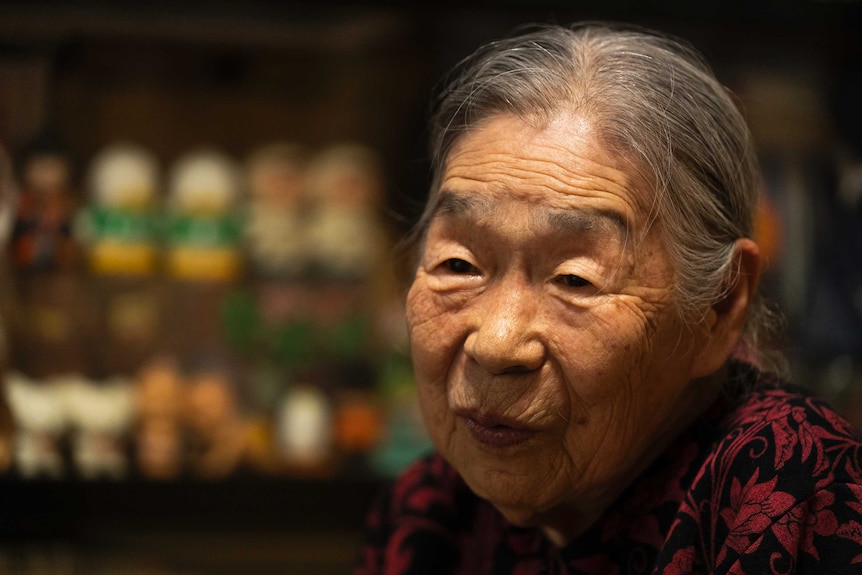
[78,143,161,276]
[65,375,134,479]
[5,372,68,478]
[166,149,242,282]
[304,144,387,280]
[244,143,309,279]
[276,384,333,471]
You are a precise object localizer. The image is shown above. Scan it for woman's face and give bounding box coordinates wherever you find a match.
[406,113,719,538]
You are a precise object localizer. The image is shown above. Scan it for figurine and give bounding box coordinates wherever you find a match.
[166,149,242,283]
[244,143,309,279]
[184,364,247,479]
[10,140,79,271]
[65,375,134,479]
[333,388,383,456]
[133,356,185,479]
[304,144,388,281]
[6,141,92,377]
[275,384,333,473]
[5,372,68,478]
[78,143,161,276]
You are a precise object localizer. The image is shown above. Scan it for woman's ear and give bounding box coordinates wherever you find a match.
[690,238,762,380]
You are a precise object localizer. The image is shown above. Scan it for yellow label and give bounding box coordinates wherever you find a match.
[90,242,157,276]
[167,247,241,282]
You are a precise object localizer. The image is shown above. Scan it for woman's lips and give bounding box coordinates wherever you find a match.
[460,413,537,448]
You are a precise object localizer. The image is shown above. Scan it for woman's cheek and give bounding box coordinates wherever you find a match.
[415,361,457,456]
[408,279,467,454]
[552,303,655,402]
[406,273,448,330]
[407,278,469,354]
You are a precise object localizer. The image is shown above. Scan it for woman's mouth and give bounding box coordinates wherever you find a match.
[461,414,537,448]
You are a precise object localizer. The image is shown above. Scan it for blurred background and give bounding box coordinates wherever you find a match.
[0,1,859,573]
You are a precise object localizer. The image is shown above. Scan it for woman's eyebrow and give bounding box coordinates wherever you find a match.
[432,189,630,241]
[432,190,493,220]
[544,207,630,242]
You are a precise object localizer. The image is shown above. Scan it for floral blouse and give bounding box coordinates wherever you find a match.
[355,363,862,574]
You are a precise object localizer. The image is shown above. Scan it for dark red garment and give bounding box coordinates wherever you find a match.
[356,363,862,574]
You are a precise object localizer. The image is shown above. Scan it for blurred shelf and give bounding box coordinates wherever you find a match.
[0,2,409,52]
[0,475,384,540]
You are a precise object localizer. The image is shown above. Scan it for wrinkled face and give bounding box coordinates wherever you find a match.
[406,113,716,536]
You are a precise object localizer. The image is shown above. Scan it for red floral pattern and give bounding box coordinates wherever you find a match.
[355,363,862,574]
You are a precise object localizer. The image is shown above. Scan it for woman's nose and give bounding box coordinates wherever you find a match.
[463,282,546,375]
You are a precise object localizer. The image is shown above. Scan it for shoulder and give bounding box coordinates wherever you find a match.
[720,363,858,437]
[712,366,862,491]
[674,364,862,572]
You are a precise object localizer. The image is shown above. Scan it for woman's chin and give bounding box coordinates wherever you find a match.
[492,503,544,528]
[493,495,602,545]
[466,475,550,527]
[463,468,602,541]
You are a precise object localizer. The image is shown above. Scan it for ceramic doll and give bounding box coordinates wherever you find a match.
[11,141,79,271]
[78,143,160,277]
[165,149,242,283]
[275,383,333,474]
[133,356,185,479]
[244,143,309,279]
[333,388,383,457]
[5,372,68,478]
[66,375,134,479]
[304,144,387,281]
[184,365,248,479]
[8,143,90,377]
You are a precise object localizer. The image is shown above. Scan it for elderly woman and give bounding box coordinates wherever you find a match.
[356,23,862,574]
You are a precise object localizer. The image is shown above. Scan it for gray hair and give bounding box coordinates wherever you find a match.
[408,22,781,370]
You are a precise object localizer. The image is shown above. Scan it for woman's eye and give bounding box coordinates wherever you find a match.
[557,274,592,289]
[445,258,478,275]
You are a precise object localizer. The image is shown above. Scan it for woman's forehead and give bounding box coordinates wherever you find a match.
[437,113,654,234]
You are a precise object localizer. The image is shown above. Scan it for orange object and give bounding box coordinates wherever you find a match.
[334,393,383,453]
